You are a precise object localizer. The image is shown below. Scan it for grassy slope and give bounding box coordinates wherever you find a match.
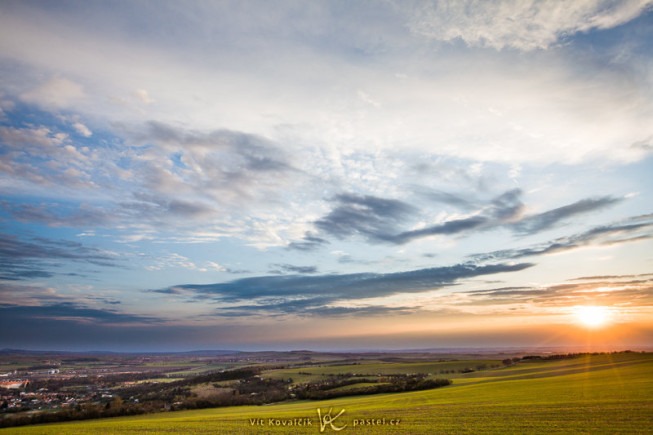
[264,360,499,385]
[3,353,652,434]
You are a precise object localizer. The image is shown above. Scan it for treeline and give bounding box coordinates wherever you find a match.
[503,350,638,366]
[521,354,581,361]
[170,374,452,409]
[295,376,451,400]
[117,367,260,399]
[25,365,59,371]
[502,354,582,365]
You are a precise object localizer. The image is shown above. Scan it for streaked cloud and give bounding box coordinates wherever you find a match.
[0,232,120,281]
[269,264,319,274]
[511,196,623,234]
[472,215,653,262]
[461,274,653,309]
[286,232,330,251]
[152,262,534,316]
[310,190,624,246]
[0,302,159,325]
[409,0,653,51]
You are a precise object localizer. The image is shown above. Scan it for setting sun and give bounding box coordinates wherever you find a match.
[575,306,610,328]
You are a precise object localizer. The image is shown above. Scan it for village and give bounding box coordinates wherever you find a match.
[1,368,119,414]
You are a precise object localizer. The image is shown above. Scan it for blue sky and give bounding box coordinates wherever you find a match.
[1,0,652,351]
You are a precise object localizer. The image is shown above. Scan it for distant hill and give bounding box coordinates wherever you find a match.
[0,348,240,356]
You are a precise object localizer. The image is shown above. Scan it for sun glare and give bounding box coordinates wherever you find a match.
[575,306,610,328]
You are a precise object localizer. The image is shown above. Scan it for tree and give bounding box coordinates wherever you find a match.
[110,397,123,409]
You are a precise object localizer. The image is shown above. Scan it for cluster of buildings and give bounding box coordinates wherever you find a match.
[0,370,114,413]
[1,388,84,411]
[0,380,29,390]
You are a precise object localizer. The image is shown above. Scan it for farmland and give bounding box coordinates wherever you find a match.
[2,351,651,433]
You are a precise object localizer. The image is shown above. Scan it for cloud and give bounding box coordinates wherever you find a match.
[0,123,103,191]
[0,282,59,305]
[119,121,302,219]
[409,0,653,51]
[134,89,154,105]
[0,302,173,349]
[390,188,524,243]
[314,193,417,243]
[0,302,159,324]
[472,217,653,262]
[166,199,216,219]
[0,282,122,311]
[511,196,622,234]
[0,265,54,282]
[131,121,292,175]
[269,264,319,274]
[0,124,67,151]
[418,188,478,210]
[567,273,653,281]
[0,232,121,280]
[461,274,653,308]
[0,93,15,118]
[0,0,650,352]
[205,261,227,272]
[392,216,489,244]
[1,202,112,228]
[86,296,122,305]
[151,261,534,316]
[0,233,118,264]
[19,77,85,108]
[72,121,92,137]
[1,116,301,232]
[286,232,329,251]
[311,189,630,246]
[214,303,417,318]
[2,1,652,169]
[1,115,315,246]
[313,189,523,245]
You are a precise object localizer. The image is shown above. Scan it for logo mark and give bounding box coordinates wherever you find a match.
[317,407,347,432]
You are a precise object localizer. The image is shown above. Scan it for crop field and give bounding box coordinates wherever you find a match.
[3,352,652,434]
[264,359,501,385]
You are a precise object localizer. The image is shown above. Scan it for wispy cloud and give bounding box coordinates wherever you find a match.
[1,202,113,228]
[286,232,329,251]
[0,232,120,280]
[211,303,418,318]
[461,274,653,308]
[472,216,653,262]
[511,196,622,234]
[409,0,653,51]
[151,262,533,316]
[0,302,158,325]
[310,189,624,246]
[391,189,524,244]
[269,264,319,274]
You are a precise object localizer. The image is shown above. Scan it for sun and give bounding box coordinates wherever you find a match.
[574,306,610,328]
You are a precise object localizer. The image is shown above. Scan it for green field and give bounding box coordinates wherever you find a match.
[3,353,652,434]
[264,359,499,385]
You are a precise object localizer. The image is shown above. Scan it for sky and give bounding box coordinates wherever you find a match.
[1,0,652,352]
